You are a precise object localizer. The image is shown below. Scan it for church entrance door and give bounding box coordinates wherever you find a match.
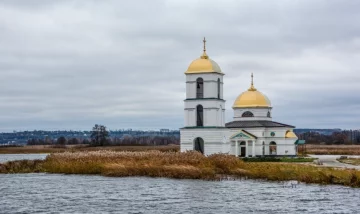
[240,141,246,157]
[194,137,204,154]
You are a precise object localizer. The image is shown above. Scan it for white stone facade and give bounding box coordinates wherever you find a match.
[180,43,298,157]
[184,73,225,127]
[180,127,298,156]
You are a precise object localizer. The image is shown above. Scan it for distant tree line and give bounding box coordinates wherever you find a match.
[27,124,180,146]
[296,130,360,145]
[27,137,88,145]
[27,136,179,146]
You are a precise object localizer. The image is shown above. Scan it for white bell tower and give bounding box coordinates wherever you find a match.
[183,38,226,128]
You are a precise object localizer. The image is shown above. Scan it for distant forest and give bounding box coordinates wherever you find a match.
[27,135,179,146]
[0,127,359,146]
[295,129,360,145]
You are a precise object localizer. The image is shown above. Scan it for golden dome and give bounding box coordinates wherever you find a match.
[232,74,271,108]
[186,58,222,74]
[185,37,222,74]
[285,130,297,138]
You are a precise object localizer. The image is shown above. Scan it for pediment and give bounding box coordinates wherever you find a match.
[230,130,257,139]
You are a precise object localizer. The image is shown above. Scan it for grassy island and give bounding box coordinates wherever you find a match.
[1,151,360,187]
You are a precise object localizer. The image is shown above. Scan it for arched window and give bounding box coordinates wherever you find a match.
[196,78,204,98]
[196,105,203,126]
[240,141,246,157]
[269,141,277,155]
[242,111,254,117]
[217,78,220,99]
[267,111,271,118]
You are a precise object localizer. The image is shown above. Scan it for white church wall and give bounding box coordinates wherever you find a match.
[204,81,217,98]
[255,140,264,155]
[264,127,292,138]
[184,109,196,127]
[184,100,225,127]
[180,128,231,155]
[285,138,297,155]
[225,128,298,156]
[186,81,195,99]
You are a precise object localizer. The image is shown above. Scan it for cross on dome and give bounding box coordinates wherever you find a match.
[248,73,257,91]
[203,37,206,52]
[201,37,209,59]
[185,37,222,74]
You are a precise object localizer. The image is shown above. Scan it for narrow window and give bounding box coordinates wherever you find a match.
[196,105,203,126]
[196,78,204,98]
[217,78,220,99]
[267,111,271,118]
[242,111,254,117]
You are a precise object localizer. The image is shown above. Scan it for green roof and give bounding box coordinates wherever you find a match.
[295,140,306,145]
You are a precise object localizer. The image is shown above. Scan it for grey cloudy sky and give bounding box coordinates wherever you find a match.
[0,0,359,131]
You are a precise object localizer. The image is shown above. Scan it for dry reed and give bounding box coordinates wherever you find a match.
[41,151,360,187]
[2,150,360,187]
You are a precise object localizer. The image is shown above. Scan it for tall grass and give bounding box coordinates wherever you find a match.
[41,151,360,187]
[2,151,360,187]
[43,151,243,180]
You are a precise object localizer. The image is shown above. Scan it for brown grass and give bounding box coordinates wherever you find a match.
[42,151,231,180]
[42,151,360,187]
[299,144,360,155]
[0,145,179,154]
[2,150,360,187]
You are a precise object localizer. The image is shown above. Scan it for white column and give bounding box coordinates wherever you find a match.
[245,141,249,157]
[252,140,255,157]
[235,140,238,157]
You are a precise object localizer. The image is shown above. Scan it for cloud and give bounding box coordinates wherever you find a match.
[0,0,359,131]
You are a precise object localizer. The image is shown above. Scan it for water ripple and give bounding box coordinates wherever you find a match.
[1,173,360,214]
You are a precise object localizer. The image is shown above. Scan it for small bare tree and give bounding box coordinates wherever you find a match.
[90,124,109,146]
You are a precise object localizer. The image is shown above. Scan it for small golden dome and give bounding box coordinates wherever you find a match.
[185,37,222,74]
[232,74,271,108]
[285,130,297,138]
[186,58,222,74]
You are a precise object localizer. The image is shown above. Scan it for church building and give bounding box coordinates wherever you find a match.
[180,38,299,157]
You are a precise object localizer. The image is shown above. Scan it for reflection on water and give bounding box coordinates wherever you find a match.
[0,153,48,163]
[1,173,360,214]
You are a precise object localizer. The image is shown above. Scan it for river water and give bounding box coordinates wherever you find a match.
[0,153,48,163]
[1,155,360,213]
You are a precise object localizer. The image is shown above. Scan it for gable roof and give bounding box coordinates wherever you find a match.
[225,120,295,128]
